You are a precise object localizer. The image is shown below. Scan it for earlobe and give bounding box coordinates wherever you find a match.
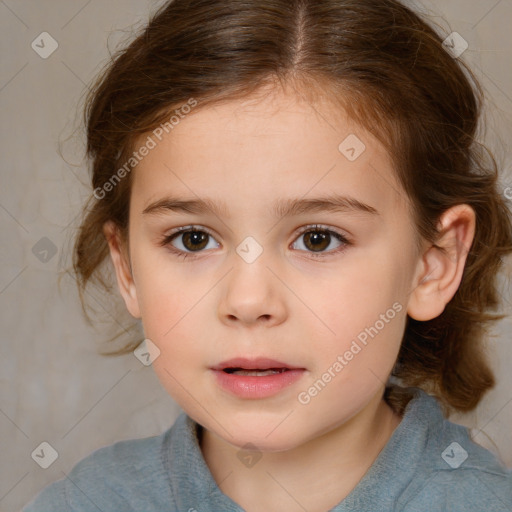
[103,221,141,319]
[407,204,475,321]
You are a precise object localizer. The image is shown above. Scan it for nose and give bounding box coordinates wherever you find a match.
[217,252,287,328]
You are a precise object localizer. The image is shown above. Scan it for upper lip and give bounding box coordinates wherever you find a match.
[211,357,304,371]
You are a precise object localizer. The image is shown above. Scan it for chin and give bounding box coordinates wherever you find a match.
[226,431,303,453]
[222,415,311,452]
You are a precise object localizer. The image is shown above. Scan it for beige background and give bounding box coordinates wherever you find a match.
[1,1,511,510]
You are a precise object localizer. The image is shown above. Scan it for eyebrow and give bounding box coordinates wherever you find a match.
[142,194,379,218]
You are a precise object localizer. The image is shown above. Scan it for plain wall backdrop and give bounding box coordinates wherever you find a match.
[1,1,511,510]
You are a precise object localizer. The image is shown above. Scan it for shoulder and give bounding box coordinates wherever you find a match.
[23,415,188,512]
[399,464,512,512]
[397,390,512,512]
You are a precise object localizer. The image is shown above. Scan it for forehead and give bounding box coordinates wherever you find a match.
[130,86,409,220]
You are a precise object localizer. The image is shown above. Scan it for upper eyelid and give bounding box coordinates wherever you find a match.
[166,223,348,238]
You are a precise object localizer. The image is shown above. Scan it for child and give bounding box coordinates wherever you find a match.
[24,0,512,510]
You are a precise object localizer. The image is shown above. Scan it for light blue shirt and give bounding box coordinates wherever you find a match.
[23,388,512,511]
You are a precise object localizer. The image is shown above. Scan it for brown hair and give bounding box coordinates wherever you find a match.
[72,0,512,414]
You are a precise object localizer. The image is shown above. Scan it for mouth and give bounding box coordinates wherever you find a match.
[211,358,306,398]
[222,367,290,377]
[211,357,304,375]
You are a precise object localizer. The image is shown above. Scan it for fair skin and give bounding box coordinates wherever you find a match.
[104,84,475,512]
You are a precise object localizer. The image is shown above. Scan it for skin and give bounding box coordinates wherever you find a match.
[104,83,475,512]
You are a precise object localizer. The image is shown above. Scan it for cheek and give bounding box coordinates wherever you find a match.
[134,250,202,336]
[133,257,210,360]
[308,252,409,366]
[319,260,400,325]
[137,280,181,340]
[142,282,208,406]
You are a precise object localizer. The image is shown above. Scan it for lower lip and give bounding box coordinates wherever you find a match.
[212,369,305,399]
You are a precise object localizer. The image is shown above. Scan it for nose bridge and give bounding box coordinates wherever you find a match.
[217,235,286,326]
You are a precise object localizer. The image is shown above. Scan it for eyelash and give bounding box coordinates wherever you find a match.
[158,224,352,260]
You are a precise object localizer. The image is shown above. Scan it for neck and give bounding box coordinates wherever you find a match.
[200,388,402,512]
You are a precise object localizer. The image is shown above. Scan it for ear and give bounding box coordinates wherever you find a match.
[407,204,475,321]
[103,220,141,319]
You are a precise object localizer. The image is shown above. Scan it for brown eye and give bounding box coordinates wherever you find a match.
[181,231,209,251]
[303,230,331,252]
[162,227,220,256]
[292,226,349,257]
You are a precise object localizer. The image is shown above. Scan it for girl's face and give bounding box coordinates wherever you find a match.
[117,86,424,450]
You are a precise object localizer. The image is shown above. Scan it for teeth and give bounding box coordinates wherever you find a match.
[228,368,287,376]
